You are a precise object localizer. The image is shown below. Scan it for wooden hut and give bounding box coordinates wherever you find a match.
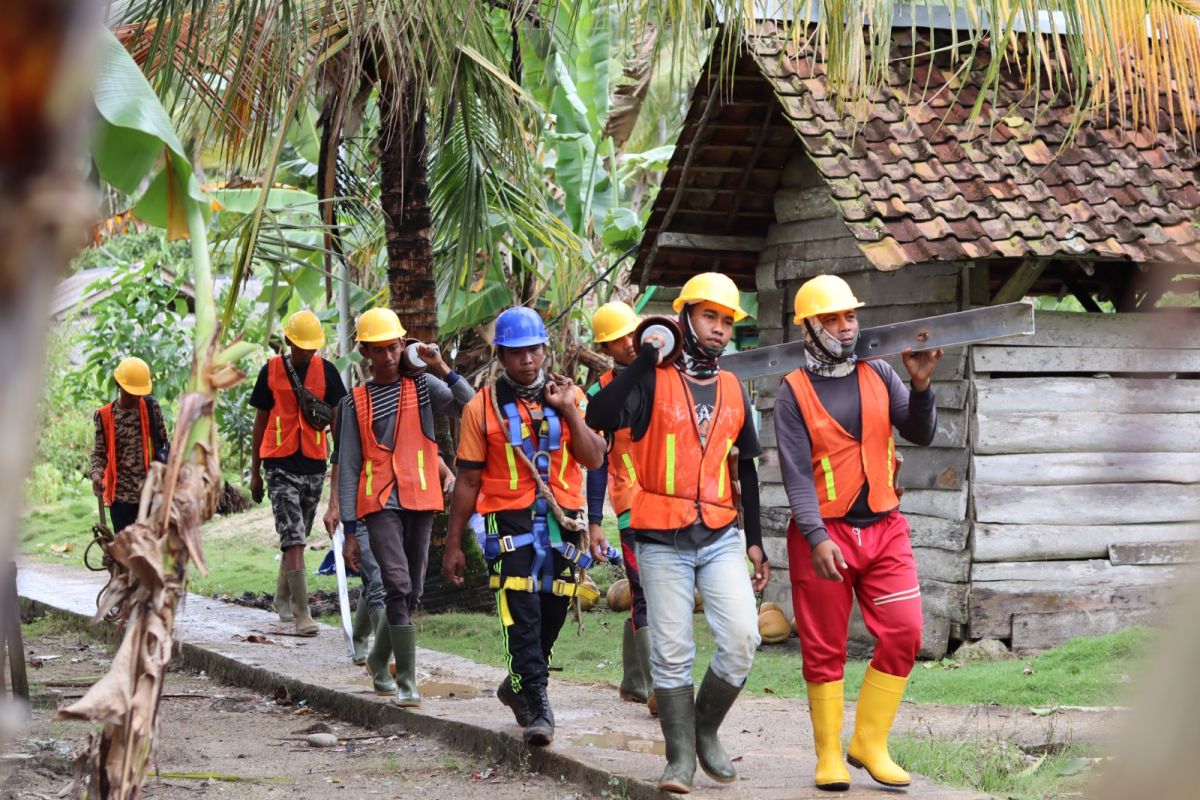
[631,22,1200,657]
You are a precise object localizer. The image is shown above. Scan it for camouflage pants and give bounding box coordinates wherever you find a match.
[265,465,324,551]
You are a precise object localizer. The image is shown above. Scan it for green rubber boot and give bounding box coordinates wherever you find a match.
[619,619,649,703]
[271,562,293,623]
[655,685,697,794]
[635,625,657,716]
[390,624,421,707]
[350,598,371,665]
[366,613,396,695]
[285,569,319,636]
[694,668,741,784]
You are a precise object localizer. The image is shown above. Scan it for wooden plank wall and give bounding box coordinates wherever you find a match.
[969,310,1200,654]
[755,155,970,658]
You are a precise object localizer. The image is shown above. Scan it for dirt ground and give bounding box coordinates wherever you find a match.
[1,618,603,800]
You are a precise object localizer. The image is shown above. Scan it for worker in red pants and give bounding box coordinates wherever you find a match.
[774,275,941,792]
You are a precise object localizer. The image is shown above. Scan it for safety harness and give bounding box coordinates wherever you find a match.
[484,383,601,626]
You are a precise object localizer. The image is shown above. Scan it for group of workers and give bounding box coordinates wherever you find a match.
[91,270,941,794]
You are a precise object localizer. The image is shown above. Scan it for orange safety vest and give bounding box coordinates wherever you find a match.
[98,398,152,507]
[597,370,637,518]
[783,364,899,520]
[628,368,744,531]
[474,386,585,515]
[354,382,443,514]
[259,355,328,460]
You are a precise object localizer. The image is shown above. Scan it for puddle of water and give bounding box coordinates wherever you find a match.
[570,731,666,756]
[418,682,480,699]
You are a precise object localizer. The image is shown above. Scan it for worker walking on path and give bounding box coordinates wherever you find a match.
[90,357,170,533]
[249,310,347,636]
[775,274,941,792]
[337,307,473,706]
[443,306,606,747]
[586,273,769,795]
[584,301,655,715]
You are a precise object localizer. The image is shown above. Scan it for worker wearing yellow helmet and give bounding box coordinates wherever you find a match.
[776,274,941,791]
[584,301,657,715]
[587,273,767,794]
[337,307,474,707]
[248,309,347,636]
[90,357,170,533]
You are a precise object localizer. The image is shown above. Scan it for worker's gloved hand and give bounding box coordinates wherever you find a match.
[250,471,264,504]
[811,539,847,582]
[343,532,362,574]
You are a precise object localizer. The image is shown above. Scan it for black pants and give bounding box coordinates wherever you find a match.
[364,509,434,626]
[620,528,649,630]
[492,529,581,694]
[110,502,139,534]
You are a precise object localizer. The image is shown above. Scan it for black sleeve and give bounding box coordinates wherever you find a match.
[733,382,762,460]
[248,364,273,410]
[323,360,348,407]
[740,457,763,553]
[584,343,657,439]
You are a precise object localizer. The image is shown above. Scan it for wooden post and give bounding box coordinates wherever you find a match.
[4,563,28,701]
[990,258,1047,304]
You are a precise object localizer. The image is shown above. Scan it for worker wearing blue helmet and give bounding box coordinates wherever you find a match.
[443,306,607,746]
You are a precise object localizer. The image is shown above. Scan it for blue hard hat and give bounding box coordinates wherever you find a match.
[493,306,549,348]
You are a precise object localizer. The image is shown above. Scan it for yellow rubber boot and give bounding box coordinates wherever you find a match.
[806,681,851,791]
[847,667,911,787]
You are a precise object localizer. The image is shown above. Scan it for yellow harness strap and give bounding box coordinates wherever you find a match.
[488,575,601,627]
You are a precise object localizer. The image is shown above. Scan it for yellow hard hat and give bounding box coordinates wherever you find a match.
[114,357,152,396]
[591,301,639,343]
[672,272,748,321]
[283,309,326,350]
[356,307,406,343]
[793,274,864,323]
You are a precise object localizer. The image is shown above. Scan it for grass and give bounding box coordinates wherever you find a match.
[890,736,1098,799]
[414,611,1154,709]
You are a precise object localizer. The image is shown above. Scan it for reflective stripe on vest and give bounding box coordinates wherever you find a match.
[596,370,638,516]
[259,355,328,461]
[783,364,900,520]
[628,368,744,531]
[354,380,443,515]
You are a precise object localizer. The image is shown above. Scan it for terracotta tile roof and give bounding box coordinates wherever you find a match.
[749,24,1200,270]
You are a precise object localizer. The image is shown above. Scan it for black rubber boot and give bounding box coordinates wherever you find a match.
[522,684,555,746]
[389,624,421,707]
[655,685,697,794]
[619,619,649,703]
[497,678,531,727]
[695,668,741,784]
[634,625,657,716]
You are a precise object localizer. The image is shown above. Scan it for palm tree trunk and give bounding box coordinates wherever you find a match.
[379,83,438,344]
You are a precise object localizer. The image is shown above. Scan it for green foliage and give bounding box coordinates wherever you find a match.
[888,737,1097,800]
[71,230,194,276]
[32,329,100,505]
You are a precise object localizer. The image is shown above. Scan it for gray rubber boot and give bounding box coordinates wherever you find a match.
[350,598,371,665]
[271,562,293,623]
[634,626,657,716]
[390,624,421,707]
[285,569,318,636]
[366,613,396,695]
[655,685,697,794]
[619,618,650,703]
[695,668,741,784]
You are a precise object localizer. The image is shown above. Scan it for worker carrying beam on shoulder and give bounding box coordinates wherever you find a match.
[775,274,941,792]
[442,306,606,747]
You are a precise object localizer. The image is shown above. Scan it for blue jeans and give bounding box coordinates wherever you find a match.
[636,527,760,690]
[354,527,386,614]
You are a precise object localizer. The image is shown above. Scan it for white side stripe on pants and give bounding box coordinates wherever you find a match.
[873,586,921,606]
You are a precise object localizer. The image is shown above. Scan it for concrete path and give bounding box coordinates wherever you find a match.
[18,562,994,800]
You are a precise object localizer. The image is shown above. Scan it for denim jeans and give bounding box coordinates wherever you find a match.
[354,526,386,614]
[636,527,760,690]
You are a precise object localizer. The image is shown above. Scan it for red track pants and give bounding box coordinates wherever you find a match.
[788,511,923,684]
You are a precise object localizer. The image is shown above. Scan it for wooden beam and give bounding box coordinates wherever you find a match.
[726,103,779,233]
[655,233,766,252]
[991,257,1048,304]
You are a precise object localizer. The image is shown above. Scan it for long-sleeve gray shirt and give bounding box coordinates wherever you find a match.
[337,373,474,520]
[774,360,937,549]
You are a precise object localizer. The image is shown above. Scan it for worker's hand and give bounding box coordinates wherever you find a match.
[443,544,466,587]
[343,532,362,574]
[901,346,944,392]
[642,333,667,363]
[812,539,848,582]
[250,471,264,504]
[543,374,574,412]
[417,342,449,377]
[441,470,456,497]
[588,523,609,563]
[91,476,104,498]
[747,544,770,592]
[323,503,339,536]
